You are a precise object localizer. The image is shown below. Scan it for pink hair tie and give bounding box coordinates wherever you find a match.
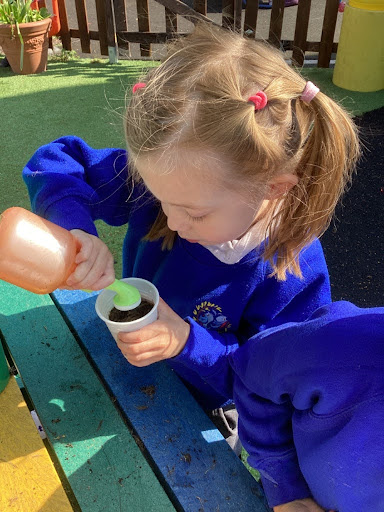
[300,81,320,104]
[248,91,268,110]
[132,82,146,94]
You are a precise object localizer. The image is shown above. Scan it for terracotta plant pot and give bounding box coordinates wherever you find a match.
[0,17,52,74]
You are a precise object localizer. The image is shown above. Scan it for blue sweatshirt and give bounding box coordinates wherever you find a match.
[230,301,384,510]
[23,136,331,410]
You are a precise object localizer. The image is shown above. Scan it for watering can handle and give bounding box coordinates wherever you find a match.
[30,0,61,37]
[49,0,61,37]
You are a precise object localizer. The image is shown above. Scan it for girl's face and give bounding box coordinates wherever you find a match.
[135,150,265,246]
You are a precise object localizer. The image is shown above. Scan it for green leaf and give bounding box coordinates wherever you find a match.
[15,20,24,70]
[0,0,50,23]
[39,7,49,18]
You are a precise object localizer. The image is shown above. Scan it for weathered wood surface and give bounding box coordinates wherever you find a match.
[73,0,91,53]
[52,288,270,511]
[137,0,151,56]
[0,282,175,512]
[318,0,339,67]
[0,376,74,512]
[94,0,108,55]
[292,0,312,66]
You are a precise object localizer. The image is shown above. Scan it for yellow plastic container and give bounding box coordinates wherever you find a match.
[333,0,384,92]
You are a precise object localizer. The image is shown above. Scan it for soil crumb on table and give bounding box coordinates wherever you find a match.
[109,298,154,322]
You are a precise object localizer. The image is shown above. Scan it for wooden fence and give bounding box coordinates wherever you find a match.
[55,0,340,67]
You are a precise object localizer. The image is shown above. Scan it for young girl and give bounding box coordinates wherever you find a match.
[230,300,384,512]
[23,24,359,509]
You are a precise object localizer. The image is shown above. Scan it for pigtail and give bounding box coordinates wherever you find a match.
[264,91,360,280]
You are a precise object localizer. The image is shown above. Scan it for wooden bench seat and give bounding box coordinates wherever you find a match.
[0,281,270,511]
[0,375,74,512]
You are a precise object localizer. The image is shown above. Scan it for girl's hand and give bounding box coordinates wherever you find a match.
[116,298,190,367]
[63,229,115,290]
[273,498,331,512]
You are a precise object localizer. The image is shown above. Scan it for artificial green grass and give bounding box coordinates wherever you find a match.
[1,58,383,276]
[0,59,156,276]
[241,448,261,481]
[301,67,384,117]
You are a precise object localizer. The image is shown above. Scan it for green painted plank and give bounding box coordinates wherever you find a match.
[0,281,175,512]
[53,289,270,511]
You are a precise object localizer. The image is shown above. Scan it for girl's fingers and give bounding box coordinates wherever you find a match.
[67,239,98,285]
[74,240,92,264]
[117,338,157,355]
[121,349,162,367]
[77,250,113,289]
[66,234,115,289]
[118,326,157,344]
[67,251,98,285]
[88,270,115,291]
[70,229,94,264]
[103,254,116,283]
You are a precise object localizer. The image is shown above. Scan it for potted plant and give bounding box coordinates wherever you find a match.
[96,278,159,341]
[0,0,51,74]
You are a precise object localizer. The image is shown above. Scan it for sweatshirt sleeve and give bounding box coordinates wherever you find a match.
[230,303,384,507]
[171,240,331,401]
[233,378,311,507]
[22,136,134,235]
[229,327,314,507]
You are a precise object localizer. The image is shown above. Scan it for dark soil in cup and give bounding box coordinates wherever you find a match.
[109,298,154,322]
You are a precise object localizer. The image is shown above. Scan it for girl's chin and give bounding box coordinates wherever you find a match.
[184,238,204,244]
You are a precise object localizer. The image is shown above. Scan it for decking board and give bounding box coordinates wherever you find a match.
[53,288,269,512]
[0,281,175,512]
[0,375,74,512]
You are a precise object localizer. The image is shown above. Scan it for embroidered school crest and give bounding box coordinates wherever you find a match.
[193,301,231,333]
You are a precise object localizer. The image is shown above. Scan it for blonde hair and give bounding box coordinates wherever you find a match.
[125,23,360,280]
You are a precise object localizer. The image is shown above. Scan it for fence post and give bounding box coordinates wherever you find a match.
[269,0,285,48]
[292,0,312,66]
[137,0,151,57]
[318,0,339,67]
[222,0,235,29]
[95,0,109,55]
[57,0,71,50]
[194,0,207,14]
[234,0,242,31]
[113,0,129,51]
[244,0,259,38]
[104,0,119,62]
[165,7,178,35]
[74,0,91,53]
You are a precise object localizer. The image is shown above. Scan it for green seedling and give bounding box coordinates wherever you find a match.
[84,280,141,311]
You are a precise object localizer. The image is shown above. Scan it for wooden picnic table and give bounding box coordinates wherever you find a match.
[0,281,270,512]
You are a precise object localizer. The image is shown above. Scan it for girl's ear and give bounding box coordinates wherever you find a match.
[265,173,299,200]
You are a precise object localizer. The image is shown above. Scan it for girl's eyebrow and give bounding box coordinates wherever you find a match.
[144,183,208,210]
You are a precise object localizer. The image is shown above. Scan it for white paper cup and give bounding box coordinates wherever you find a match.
[95,278,159,341]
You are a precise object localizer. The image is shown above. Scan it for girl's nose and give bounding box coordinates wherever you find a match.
[166,207,187,232]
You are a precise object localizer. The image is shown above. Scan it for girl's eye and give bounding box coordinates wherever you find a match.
[186,213,207,222]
